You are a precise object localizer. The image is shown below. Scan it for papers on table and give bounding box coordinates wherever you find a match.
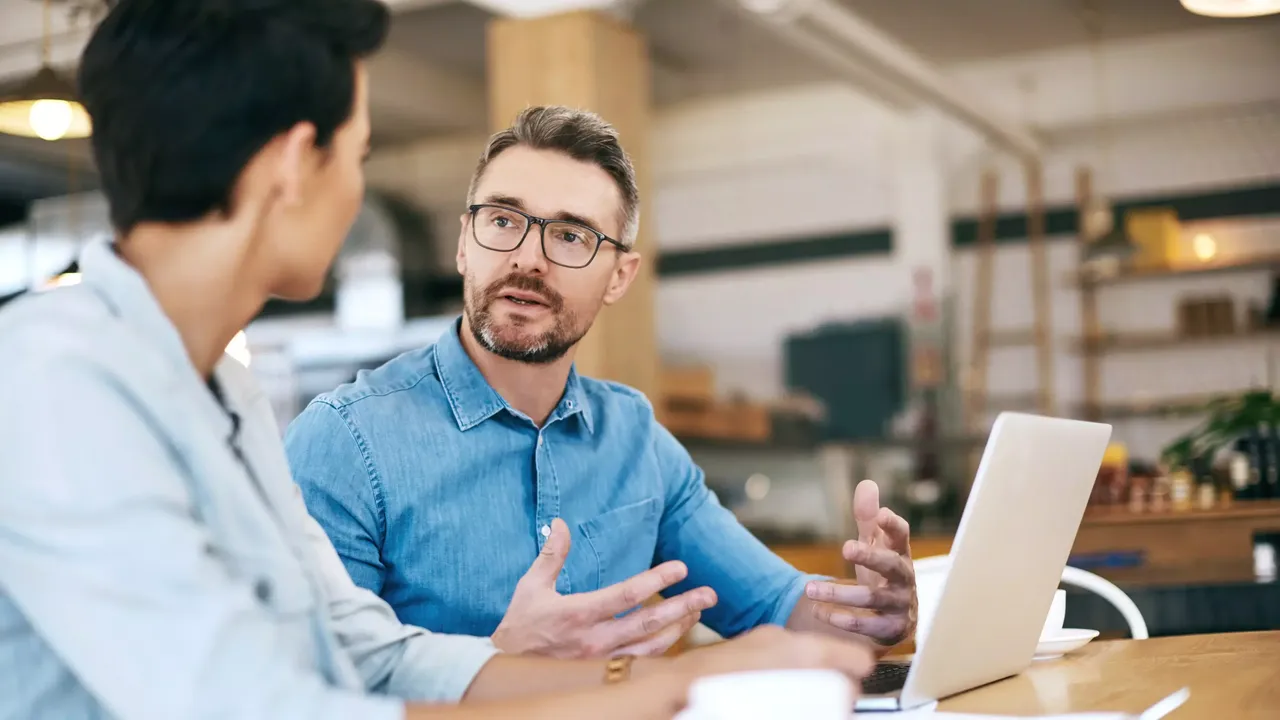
[853,687,1190,720]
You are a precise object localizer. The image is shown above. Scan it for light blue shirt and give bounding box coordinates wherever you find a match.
[285,318,817,640]
[0,240,497,720]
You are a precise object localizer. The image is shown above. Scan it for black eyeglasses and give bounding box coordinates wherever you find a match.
[467,203,626,269]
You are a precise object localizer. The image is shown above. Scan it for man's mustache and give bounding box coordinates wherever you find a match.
[482,273,564,311]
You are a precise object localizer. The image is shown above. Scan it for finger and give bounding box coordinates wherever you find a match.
[852,479,881,542]
[805,581,912,612]
[843,541,912,585]
[594,586,717,651]
[612,610,703,657]
[876,507,912,556]
[852,480,882,586]
[584,561,690,617]
[518,518,571,589]
[811,604,912,645]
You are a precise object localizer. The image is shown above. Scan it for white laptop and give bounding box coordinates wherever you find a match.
[855,412,1112,712]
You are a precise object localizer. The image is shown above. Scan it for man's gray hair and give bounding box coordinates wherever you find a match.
[466,105,640,248]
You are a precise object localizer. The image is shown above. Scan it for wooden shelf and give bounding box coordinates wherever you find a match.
[1081,499,1280,526]
[1070,327,1280,354]
[1067,251,1280,287]
[1089,392,1243,421]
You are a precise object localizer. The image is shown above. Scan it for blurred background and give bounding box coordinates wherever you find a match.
[2,0,1279,641]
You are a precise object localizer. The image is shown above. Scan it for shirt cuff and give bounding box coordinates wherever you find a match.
[767,572,832,627]
[390,633,501,703]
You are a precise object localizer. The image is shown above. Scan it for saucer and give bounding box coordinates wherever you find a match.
[1034,628,1100,659]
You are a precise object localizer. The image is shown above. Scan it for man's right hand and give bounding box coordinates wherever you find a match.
[670,625,876,685]
[492,518,717,658]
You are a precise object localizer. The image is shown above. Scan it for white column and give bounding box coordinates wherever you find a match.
[889,109,951,391]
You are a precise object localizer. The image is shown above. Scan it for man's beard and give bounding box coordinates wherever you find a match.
[465,272,588,365]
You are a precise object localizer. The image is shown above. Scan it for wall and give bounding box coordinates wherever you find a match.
[650,25,1280,459]
[366,23,1280,458]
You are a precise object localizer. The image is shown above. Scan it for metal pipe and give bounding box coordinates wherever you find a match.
[728,0,1042,161]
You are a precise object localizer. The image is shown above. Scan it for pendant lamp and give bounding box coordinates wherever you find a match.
[1180,0,1280,17]
[0,0,93,141]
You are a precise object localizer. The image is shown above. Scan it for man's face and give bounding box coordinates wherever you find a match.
[258,64,372,301]
[458,145,640,364]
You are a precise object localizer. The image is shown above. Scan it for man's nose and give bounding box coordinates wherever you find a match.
[510,223,550,273]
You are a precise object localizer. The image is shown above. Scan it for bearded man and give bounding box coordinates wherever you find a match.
[285,106,918,664]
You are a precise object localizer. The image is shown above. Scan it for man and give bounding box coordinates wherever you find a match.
[285,105,919,659]
[0,2,875,718]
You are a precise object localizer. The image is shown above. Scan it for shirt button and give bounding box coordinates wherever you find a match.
[566,400,574,408]
[540,524,551,538]
[537,435,543,447]
[254,579,272,603]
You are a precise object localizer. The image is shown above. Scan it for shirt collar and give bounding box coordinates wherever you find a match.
[434,317,594,433]
[77,237,235,442]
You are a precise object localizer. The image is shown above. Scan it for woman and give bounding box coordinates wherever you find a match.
[0,0,873,718]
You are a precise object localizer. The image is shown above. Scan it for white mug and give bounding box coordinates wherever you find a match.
[1041,588,1067,638]
[674,669,852,720]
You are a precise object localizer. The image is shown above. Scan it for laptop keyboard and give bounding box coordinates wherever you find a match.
[862,661,912,695]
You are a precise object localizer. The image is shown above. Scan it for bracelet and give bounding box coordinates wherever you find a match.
[604,654,635,684]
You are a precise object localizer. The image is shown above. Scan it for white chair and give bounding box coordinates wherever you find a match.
[913,554,1149,640]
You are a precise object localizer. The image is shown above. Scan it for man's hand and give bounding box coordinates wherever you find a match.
[803,480,917,648]
[670,625,875,687]
[492,518,717,658]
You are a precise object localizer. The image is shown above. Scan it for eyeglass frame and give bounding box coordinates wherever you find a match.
[466,203,628,269]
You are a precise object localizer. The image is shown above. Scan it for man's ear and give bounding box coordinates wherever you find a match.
[276,122,318,207]
[602,250,642,306]
[456,213,469,275]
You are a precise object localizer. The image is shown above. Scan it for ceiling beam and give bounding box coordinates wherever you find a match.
[366,47,486,133]
[720,0,1042,162]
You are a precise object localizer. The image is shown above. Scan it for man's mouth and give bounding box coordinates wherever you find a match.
[499,290,549,307]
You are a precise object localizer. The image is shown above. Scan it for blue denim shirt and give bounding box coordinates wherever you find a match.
[0,240,496,720]
[285,319,816,640]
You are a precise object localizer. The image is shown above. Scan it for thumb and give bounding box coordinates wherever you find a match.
[853,479,881,543]
[851,479,882,586]
[520,518,571,590]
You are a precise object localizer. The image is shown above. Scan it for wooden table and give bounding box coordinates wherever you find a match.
[937,631,1280,718]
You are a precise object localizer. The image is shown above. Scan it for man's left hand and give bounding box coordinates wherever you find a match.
[803,479,917,648]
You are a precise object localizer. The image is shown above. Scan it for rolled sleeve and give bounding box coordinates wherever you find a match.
[0,356,405,720]
[650,422,827,637]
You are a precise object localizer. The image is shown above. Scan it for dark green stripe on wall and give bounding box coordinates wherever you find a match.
[656,228,892,277]
[953,181,1280,247]
[656,181,1280,277]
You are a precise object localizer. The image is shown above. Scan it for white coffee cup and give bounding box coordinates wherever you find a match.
[674,669,852,720]
[1041,588,1067,638]
[916,576,1067,645]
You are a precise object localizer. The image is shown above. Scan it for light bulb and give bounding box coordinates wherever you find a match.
[1180,0,1280,17]
[1192,233,1217,262]
[29,99,73,141]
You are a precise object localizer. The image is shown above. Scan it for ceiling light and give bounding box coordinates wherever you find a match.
[0,66,92,141]
[1192,233,1218,262]
[466,0,617,18]
[1180,0,1280,17]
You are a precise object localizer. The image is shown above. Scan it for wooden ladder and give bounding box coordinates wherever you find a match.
[966,162,1058,433]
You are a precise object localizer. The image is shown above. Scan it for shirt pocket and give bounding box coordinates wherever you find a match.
[578,497,662,592]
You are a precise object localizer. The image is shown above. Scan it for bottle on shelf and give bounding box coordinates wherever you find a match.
[1170,467,1194,512]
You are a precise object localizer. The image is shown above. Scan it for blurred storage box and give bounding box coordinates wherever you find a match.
[1124,207,1181,270]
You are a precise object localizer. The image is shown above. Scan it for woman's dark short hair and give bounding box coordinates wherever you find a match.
[79,0,390,233]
